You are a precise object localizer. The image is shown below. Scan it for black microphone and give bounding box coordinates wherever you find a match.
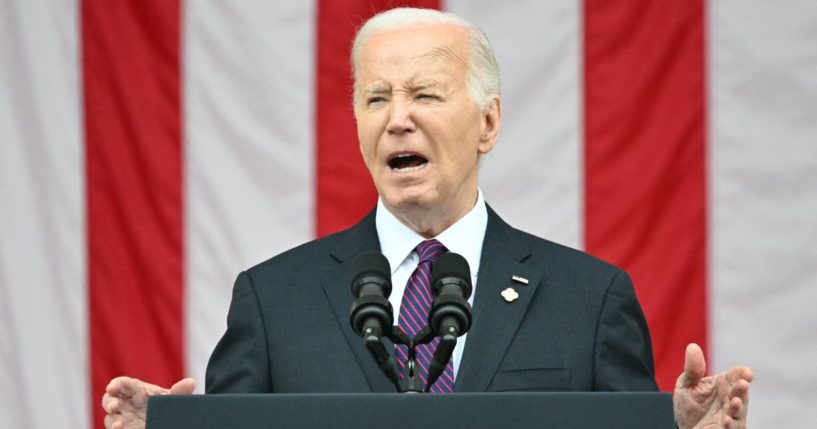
[349,252,394,341]
[349,252,401,390]
[423,252,472,392]
[429,252,473,338]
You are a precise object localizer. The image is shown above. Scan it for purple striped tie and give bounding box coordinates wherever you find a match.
[396,239,456,393]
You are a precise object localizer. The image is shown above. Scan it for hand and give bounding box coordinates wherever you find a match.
[673,343,753,429]
[102,376,196,429]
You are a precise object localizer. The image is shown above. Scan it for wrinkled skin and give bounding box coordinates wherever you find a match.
[354,23,501,238]
[101,377,195,429]
[673,344,754,429]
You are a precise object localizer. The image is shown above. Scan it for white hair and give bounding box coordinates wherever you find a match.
[351,7,501,112]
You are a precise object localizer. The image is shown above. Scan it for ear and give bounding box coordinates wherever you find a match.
[478,95,502,155]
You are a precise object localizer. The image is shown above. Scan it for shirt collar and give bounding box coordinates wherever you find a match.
[376,189,488,277]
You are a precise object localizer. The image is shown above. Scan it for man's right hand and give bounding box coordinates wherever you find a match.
[102,376,196,429]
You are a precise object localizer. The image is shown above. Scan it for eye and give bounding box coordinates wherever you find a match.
[416,93,440,101]
[366,96,386,106]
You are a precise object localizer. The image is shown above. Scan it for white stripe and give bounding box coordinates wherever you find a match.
[445,0,584,250]
[0,0,86,427]
[709,1,817,426]
[183,0,317,391]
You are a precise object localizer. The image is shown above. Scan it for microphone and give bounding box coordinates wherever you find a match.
[349,252,401,390]
[429,252,473,338]
[424,251,472,392]
[349,252,394,340]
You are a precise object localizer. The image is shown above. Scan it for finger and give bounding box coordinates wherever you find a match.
[728,379,750,411]
[727,396,743,417]
[104,413,119,429]
[106,376,142,398]
[726,365,754,385]
[102,395,120,414]
[679,343,706,388]
[169,377,196,395]
[105,377,126,396]
[730,378,750,400]
[729,381,750,420]
[101,393,113,412]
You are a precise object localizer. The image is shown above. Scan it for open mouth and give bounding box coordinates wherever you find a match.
[387,153,428,173]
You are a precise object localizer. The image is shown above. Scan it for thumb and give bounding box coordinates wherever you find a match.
[169,378,196,395]
[679,343,706,388]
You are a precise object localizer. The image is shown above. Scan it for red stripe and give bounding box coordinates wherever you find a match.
[583,0,708,391]
[402,288,430,321]
[315,0,440,236]
[83,0,183,426]
[408,276,433,304]
[440,366,455,385]
[397,345,409,359]
[416,341,436,363]
[400,299,427,332]
[434,373,454,391]
[416,267,433,292]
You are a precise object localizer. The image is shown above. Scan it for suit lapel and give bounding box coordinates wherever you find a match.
[319,205,545,393]
[455,207,543,392]
[318,209,396,393]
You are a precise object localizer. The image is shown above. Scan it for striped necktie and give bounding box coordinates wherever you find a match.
[396,239,455,392]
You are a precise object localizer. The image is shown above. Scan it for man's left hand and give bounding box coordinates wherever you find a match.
[674,343,754,429]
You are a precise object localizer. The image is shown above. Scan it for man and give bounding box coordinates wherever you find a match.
[103,7,753,429]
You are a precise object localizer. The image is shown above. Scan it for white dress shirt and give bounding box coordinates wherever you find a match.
[375,189,488,379]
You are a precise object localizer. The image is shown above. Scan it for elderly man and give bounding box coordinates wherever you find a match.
[103,7,753,429]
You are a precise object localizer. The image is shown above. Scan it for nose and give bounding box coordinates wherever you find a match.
[386,97,416,135]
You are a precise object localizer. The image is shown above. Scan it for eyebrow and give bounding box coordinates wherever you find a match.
[362,83,390,95]
[361,80,440,95]
[406,80,440,91]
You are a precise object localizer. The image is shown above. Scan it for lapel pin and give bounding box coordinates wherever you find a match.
[501,288,519,303]
[511,275,529,285]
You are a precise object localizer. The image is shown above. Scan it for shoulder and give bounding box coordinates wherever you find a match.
[486,206,626,285]
[244,229,352,281]
[242,209,378,283]
[525,229,622,280]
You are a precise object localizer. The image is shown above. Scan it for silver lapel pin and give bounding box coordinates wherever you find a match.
[511,275,529,285]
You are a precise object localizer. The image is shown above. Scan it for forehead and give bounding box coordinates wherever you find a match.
[356,24,470,87]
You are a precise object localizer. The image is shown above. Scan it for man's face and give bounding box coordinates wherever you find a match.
[354,24,500,228]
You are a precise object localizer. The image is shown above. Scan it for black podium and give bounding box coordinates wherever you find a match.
[147,392,674,428]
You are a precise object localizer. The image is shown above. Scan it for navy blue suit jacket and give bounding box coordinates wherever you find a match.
[205,206,658,393]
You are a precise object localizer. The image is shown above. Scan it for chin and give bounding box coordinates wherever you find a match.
[382,189,435,213]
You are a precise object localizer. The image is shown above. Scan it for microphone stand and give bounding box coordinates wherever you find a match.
[351,251,471,393]
[363,325,458,393]
[360,325,402,392]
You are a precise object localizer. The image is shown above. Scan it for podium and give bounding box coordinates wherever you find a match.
[147,392,675,428]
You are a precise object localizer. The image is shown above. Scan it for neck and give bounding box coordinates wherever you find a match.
[384,189,479,238]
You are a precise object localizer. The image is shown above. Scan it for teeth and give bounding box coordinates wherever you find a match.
[393,164,426,173]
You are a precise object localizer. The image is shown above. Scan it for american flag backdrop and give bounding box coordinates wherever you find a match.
[1,1,816,428]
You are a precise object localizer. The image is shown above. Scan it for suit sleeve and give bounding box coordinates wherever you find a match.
[205,271,272,393]
[593,270,659,391]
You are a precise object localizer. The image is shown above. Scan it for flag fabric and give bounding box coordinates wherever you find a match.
[1,1,815,428]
